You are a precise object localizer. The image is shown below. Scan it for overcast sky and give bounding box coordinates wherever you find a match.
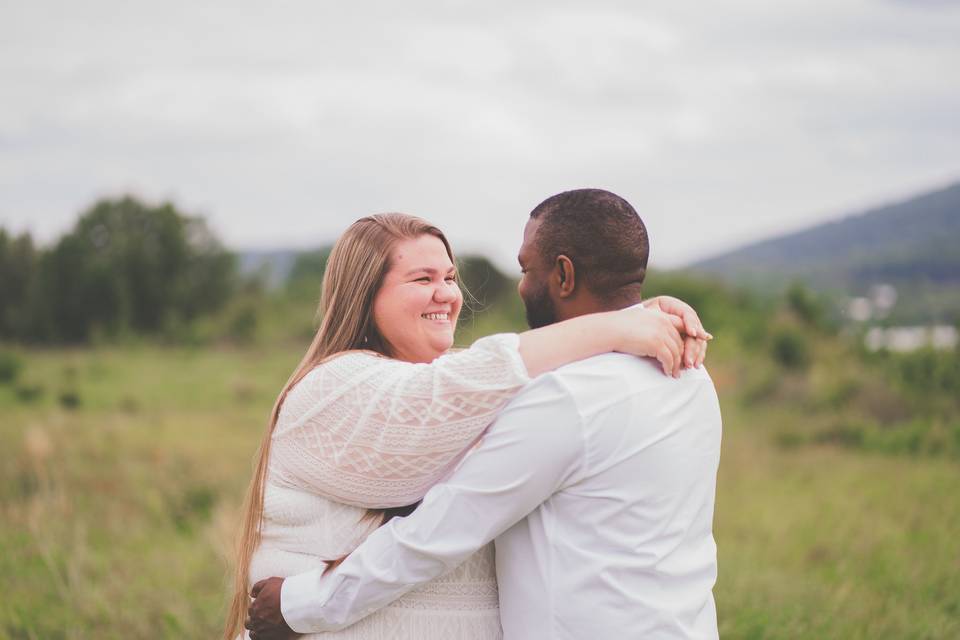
[2,0,958,271]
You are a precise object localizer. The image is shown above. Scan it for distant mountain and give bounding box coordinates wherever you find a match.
[687,181,960,323]
[237,249,301,289]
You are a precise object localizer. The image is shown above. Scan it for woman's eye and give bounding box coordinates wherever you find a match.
[415,277,431,283]
[445,276,457,283]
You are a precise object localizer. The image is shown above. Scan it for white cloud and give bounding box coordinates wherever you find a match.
[0,0,958,270]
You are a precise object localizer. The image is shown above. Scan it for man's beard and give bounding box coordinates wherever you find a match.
[523,281,557,329]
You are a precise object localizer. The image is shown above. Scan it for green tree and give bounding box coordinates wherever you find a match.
[35,196,236,342]
[785,281,826,329]
[285,247,332,300]
[0,229,39,339]
[457,255,513,306]
[771,327,811,370]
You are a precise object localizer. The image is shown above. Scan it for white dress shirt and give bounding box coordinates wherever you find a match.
[282,352,722,639]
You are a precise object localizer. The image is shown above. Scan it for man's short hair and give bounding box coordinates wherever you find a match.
[529,188,649,304]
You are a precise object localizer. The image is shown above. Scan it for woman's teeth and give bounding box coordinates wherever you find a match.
[422,313,449,321]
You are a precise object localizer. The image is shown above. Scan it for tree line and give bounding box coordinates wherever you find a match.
[0,196,522,345]
[0,197,236,343]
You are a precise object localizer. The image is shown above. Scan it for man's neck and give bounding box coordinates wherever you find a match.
[555,291,643,322]
[600,293,644,313]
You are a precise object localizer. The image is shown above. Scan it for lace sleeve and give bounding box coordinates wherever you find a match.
[268,333,531,508]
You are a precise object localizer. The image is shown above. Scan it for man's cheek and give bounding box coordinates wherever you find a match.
[517,280,530,305]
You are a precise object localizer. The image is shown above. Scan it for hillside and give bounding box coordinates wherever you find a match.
[688,181,960,322]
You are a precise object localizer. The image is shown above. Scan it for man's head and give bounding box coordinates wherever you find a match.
[517,188,648,328]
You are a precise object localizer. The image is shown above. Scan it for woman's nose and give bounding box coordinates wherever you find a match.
[434,281,458,302]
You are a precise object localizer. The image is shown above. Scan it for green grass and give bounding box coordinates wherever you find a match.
[716,404,960,639]
[1,344,958,639]
[1,345,299,639]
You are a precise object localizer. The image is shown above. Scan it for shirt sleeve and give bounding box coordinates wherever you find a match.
[279,373,585,633]
[268,333,532,508]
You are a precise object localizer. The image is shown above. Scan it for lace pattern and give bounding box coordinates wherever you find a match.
[249,334,528,639]
[269,334,529,508]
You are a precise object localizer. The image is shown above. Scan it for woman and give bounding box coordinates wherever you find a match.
[224,213,708,640]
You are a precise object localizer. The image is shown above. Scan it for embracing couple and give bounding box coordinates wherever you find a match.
[225,188,722,640]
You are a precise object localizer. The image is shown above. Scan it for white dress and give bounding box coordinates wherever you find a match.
[248,334,530,639]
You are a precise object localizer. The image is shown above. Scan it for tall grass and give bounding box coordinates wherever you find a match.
[1,333,958,638]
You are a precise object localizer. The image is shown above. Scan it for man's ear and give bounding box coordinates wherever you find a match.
[555,255,576,298]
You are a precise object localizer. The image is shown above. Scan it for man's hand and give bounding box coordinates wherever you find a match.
[245,577,297,640]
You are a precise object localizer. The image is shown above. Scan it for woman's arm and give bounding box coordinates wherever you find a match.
[271,304,710,508]
[518,305,698,378]
[270,334,533,508]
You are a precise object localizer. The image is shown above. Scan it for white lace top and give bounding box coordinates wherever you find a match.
[248,333,530,639]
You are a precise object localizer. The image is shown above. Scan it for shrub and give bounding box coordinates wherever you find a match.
[771,328,811,370]
[818,378,861,410]
[225,303,259,345]
[15,383,44,404]
[170,485,217,534]
[894,348,960,399]
[812,418,960,459]
[815,421,866,448]
[786,282,826,329]
[58,390,81,410]
[0,350,23,384]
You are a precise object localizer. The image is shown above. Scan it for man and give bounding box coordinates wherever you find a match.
[247,188,722,639]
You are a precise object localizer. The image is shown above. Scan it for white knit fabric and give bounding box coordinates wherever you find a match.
[248,333,530,639]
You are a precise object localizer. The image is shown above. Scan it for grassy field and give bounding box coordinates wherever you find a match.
[2,342,959,639]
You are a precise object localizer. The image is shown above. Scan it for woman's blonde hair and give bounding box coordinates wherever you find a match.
[223,213,455,640]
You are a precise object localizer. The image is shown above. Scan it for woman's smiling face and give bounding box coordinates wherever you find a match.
[372,234,463,363]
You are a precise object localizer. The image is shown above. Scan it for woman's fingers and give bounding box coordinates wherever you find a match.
[684,309,703,339]
[635,308,699,377]
[664,320,683,377]
[656,309,710,372]
[654,295,708,339]
[685,337,708,369]
[683,336,697,368]
[662,314,684,353]
[674,335,709,372]
[659,317,682,377]
[665,311,710,345]
[657,343,676,377]
[696,338,708,368]
[665,312,685,332]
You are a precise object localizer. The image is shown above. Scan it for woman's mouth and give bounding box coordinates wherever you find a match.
[421,313,450,321]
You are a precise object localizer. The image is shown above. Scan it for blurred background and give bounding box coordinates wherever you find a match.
[1,1,958,638]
